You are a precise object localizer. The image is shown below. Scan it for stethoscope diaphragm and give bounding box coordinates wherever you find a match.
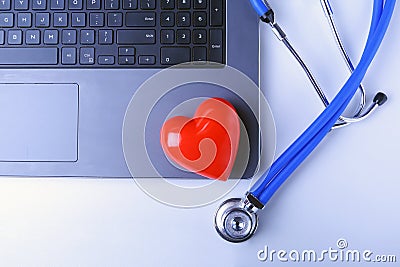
[214,198,258,243]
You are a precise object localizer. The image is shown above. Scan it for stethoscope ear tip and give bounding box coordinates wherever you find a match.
[373,92,388,106]
[214,198,258,243]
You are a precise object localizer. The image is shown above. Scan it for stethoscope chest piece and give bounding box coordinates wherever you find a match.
[214,198,258,243]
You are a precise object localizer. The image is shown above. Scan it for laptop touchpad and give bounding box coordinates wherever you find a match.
[0,83,78,162]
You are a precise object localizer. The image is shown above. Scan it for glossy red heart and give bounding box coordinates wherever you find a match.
[160,98,240,181]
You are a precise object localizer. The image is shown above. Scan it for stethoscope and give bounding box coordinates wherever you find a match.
[215,0,396,243]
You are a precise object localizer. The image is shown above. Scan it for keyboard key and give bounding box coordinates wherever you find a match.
[17,13,32,27]
[0,30,4,44]
[50,0,65,9]
[98,55,115,65]
[44,29,59,44]
[62,47,76,64]
[126,12,155,27]
[161,0,174,9]
[176,29,190,44]
[193,0,206,9]
[193,29,206,44]
[0,48,58,64]
[87,0,101,9]
[193,46,207,61]
[209,29,223,63]
[118,56,135,65]
[193,11,207,27]
[54,13,68,27]
[69,0,83,9]
[35,13,50,27]
[160,29,174,44]
[0,13,13,27]
[161,47,190,65]
[138,55,155,65]
[62,29,77,44]
[0,0,11,10]
[177,0,190,9]
[176,12,190,27]
[160,12,175,27]
[14,0,29,10]
[89,13,104,27]
[123,0,137,9]
[71,13,86,27]
[119,47,135,55]
[99,29,113,44]
[80,29,95,44]
[80,47,95,64]
[107,12,122,27]
[105,0,119,9]
[32,0,47,10]
[210,0,223,26]
[26,30,41,44]
[117,29,155,44]
[8,30,23,45]
[140,0,155,10]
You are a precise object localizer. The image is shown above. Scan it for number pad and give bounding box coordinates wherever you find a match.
[161,29,174,44]
[177,0,190,9]
[193,29,206,44]
[193,0,207,9]
[161,0,174,9]
[176,29,190,44]
[160,12,175,27]
[176,12,190,27]
[159,0,225,65]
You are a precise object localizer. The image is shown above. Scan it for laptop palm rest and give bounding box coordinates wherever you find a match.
[0,83,78,162]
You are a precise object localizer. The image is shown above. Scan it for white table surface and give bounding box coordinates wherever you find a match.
[0,1,399,266]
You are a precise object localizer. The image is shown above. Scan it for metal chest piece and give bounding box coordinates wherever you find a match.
[214,198,258,243]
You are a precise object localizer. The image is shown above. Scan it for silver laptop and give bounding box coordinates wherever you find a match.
[0,0,260,178]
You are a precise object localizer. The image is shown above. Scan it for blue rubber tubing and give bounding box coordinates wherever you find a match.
[249,0,270,16]
[250,0,385,197]
[250,0,396,205]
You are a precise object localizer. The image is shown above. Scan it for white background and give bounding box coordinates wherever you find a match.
[0,1,399,266]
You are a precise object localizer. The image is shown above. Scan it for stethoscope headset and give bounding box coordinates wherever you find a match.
[214,0,396,243]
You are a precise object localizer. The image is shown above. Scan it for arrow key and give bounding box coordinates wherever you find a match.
[118,47,135,56]
[138,55,155,65]
[118,56,135,65]
[98,55,115,65]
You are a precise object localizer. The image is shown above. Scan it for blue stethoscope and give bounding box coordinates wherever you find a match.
[215,0,396,242]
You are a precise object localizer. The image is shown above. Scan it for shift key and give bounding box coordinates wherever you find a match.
[0,48,58,65]
[117,30,156,44]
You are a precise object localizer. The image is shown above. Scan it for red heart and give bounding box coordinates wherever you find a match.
[160,98,240,181]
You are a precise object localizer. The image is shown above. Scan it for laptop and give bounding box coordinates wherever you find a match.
[0,0,261,178]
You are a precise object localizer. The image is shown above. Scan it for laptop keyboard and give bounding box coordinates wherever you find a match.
[0,0,225,67]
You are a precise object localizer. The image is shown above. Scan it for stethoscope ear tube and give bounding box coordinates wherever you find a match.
[251,0,395,205]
